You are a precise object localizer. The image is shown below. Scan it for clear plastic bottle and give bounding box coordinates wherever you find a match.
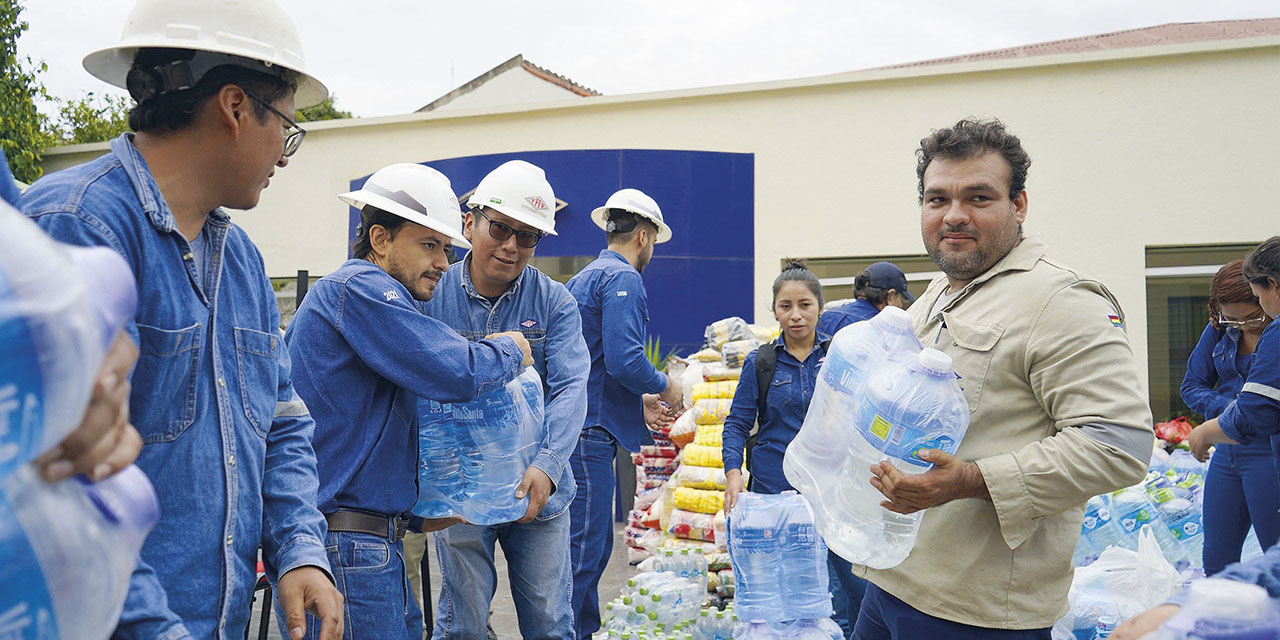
[823,349,969,568]
[783,306,922,521]
[0,204,138,478]
[1149,578,1280,639]
[1073,495,1124,567]
[729,493,784,622]
[0,463,159,640]
[780,497,831,618]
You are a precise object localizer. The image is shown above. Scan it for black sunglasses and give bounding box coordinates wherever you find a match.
[244,90,307,157]
[474,209,543,248]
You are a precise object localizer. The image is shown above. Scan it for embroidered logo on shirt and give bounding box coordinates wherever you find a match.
[1107,314,1122,327]
[521,319,537,328]
[616,291,628,297]
[383,290,401,302]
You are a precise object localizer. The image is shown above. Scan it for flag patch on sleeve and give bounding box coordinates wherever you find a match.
[1107,314,1122,327]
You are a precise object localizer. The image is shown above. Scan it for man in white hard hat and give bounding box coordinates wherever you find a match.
[23,1,345,638]
[420,160,589,639]
[566,188,684,639]
[285,163,533,640]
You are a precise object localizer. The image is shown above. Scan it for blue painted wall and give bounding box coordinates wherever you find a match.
[349,149,755,357]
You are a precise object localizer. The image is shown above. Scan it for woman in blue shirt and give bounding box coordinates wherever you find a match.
[722,261,863,637]
[1180,259,1278,574]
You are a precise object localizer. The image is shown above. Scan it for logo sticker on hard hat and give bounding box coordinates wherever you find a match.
[525,196,548,212]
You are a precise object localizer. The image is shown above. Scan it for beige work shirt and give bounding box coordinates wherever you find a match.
[854,235,1154,629]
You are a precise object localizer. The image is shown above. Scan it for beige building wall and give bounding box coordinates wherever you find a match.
[427,67,589,113]
[41,36,1280,379]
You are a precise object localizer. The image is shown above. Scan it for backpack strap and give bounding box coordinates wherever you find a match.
[745,338,830,482]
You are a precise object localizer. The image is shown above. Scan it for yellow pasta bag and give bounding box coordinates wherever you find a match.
[693,422,723,448]
[693,399,731,425]
[673,487,724,514]
[691,381,736,401]
[682,443,724,468]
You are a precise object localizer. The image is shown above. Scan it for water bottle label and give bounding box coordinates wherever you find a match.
[857,412,957,466]
[0,491,59,638]
[1117,508,1153,533]
[1081,507,1111,534]
[0,272,47,479]
[1166,514,1202,541]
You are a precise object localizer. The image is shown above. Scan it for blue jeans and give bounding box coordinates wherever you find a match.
[568,427,618,640]
[853,583,1050,640]
[433,514,573,640]
[829,551,866,638]
[1203,441,1280,574]
[277,529,422,640]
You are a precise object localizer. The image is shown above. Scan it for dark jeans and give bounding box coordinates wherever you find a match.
[853,583,1050,640]
[1203,441,1280,574]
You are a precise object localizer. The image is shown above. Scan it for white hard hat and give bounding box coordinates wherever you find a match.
[591,188,672,243]
[340,163,471,250]
[83,0,328,108]
[466,160,558,236]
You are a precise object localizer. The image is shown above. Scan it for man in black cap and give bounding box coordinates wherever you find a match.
[817,261,916,336]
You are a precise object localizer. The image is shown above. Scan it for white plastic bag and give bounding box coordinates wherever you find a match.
[1052,527,1180,637]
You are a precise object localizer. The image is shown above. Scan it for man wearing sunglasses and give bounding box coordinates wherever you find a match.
[22,1,344,638]
[421,160,589,639]
[566,188,684,640]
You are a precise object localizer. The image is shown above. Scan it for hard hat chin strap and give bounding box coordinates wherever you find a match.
[126,51,295,103]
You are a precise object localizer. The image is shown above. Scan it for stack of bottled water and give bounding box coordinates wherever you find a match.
[728,492,840,638]
[2,200,157,640]
[820,348,969,569]
[783,306,922,529]
[601,572,714,639]
[654,548,710,591]
[415,367,545,524]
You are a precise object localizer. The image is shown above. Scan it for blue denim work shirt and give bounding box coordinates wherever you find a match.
[816,297,878,338]
[420,253,590,520]
[565,250,668,452]
[1181,324,1255,420]
[1219,321,1280,445]
[23,134,329,640]
[286,259,524,517]
[721,335,825,493]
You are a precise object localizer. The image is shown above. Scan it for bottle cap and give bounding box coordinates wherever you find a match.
[875,305,914,331]
[917,348,954,376]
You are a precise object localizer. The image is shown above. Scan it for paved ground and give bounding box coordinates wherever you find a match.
[248,521,631,639]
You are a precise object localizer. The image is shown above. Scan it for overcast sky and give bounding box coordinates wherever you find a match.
[18,0,1280,118]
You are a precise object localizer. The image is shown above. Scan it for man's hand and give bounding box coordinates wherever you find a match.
[869,449,989,514]
[658,373,683,413]
[724,469,746,513]
[277,565,344,640]
[1112,604,1179,639]
[1188,418,1236,462]
[643,394,675,433]
[516,466,553,523]
[487,331,533,367]
[36,331,142,483]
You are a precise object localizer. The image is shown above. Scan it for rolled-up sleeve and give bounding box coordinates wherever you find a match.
[976,282,1154,549]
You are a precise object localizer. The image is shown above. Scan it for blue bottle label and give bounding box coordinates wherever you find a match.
[1081,505,1111,534]
[0,489,59,638]
[1116,507,1153,534]
[856,411,957,467]
[0,269,47,479]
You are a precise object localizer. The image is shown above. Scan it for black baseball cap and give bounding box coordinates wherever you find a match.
[864,261,915,303]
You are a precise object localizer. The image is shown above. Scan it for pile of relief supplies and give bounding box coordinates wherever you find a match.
[1052,434,1272,640]
[606,317,777,638]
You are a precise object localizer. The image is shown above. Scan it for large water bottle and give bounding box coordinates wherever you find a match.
[416,399,467,517]
[783,307,921,515]
[1153,493,1203,569]
[1149,578,1280,640]
[822,348,969,569]
[779,497,831,619]
[729,493,784,623]
[1073,495,1125,567]
[0,205,138,479]
[459,368,545,525]
[0,463,158,639]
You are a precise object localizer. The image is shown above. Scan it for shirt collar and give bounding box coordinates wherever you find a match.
[110,133,230,235]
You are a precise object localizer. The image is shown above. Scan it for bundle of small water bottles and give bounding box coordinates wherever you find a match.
[1,204,160,639]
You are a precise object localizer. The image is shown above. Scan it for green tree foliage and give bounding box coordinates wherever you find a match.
[296,95,353,122]
[54,92,131,144]
[0,0,56,183]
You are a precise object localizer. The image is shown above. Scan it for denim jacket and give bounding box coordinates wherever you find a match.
[420,254,589,520]
[721,335,825,494]
[1181,323,1254,420]
[23,134,329,640]
[286,259,524,517]
[1220,320,1280,445]
[816,297,878,338]
[566,250,668,452]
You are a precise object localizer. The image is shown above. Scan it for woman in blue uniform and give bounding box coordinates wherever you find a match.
[1180,259,1278,574]
[722,261,864,637]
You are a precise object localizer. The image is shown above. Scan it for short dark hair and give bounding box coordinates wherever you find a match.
[853,271,889,306]
[1243,236,1280,288]
[127,48,297,133]
[605,210,658,246]
[772,259,823,308]
[350,205,409,260]
[917,118,1031,205]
